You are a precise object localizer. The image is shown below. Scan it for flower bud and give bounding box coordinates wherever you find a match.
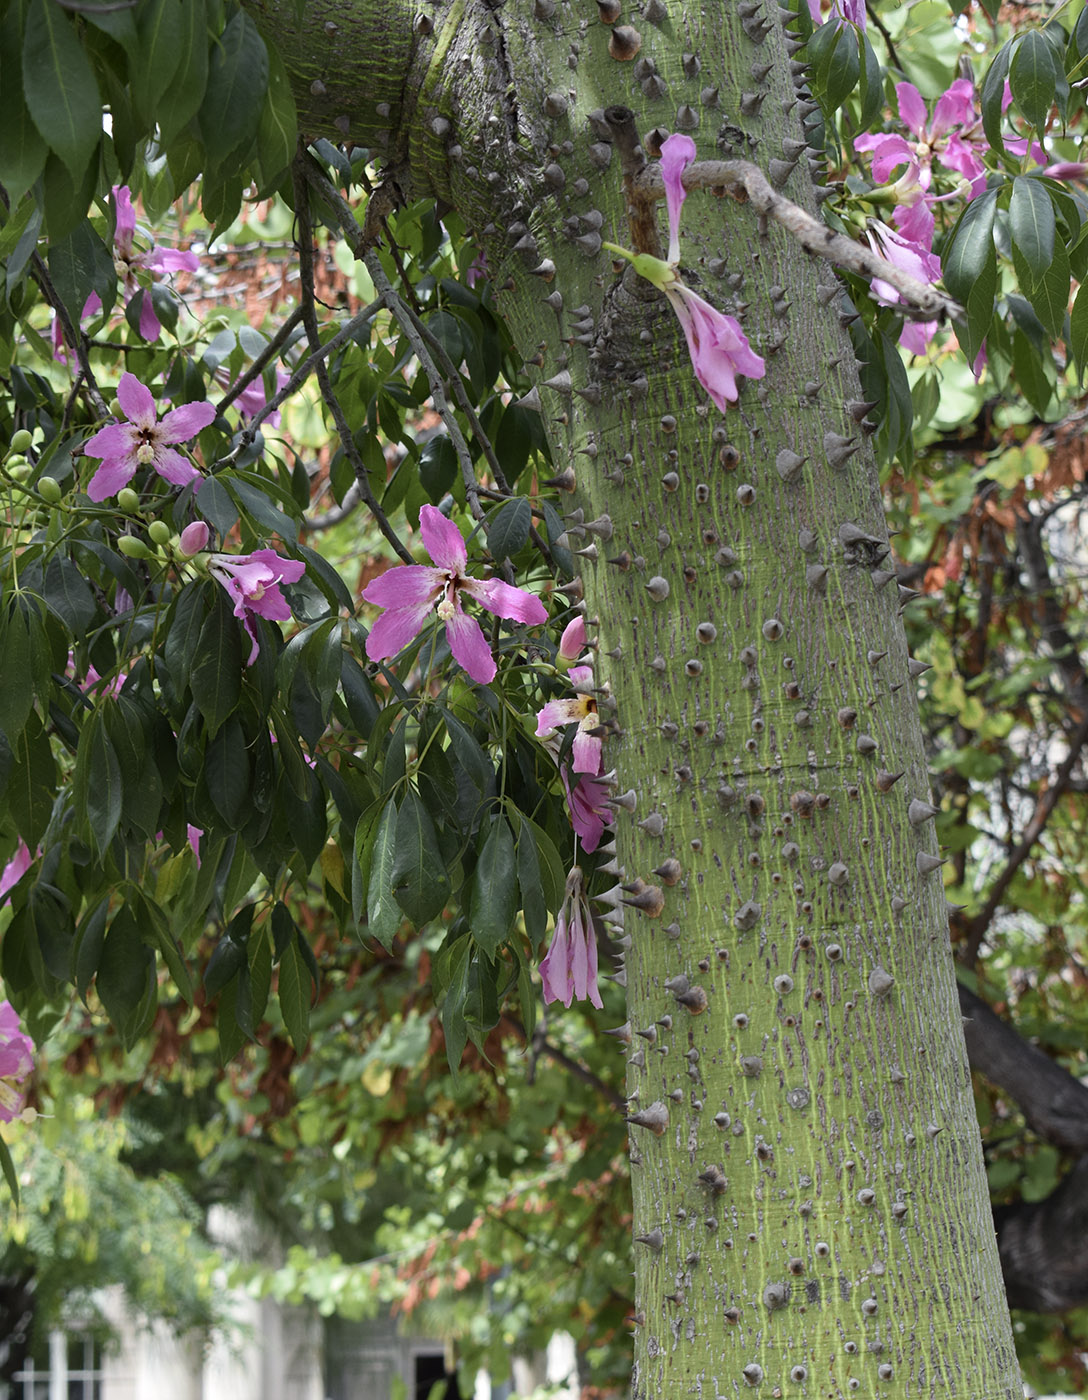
[178,520,210,556]
[10,429,33,454]
[557,616,587,668]
[148,520,172,546]
[118,535,153,559]
[117,487,141,513]
[38,476,63,504]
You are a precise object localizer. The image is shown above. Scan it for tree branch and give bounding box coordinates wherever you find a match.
[634,158,963,324]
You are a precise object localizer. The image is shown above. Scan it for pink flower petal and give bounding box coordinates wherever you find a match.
[443,606,497,684]
[362,564,444,610]
[539,914,572,1006]
[0,841,32,902]
[159,399,216,444]
[419,504,467,573]
[83,422,134,460]
[536,697,583,737]
[558,617,586,661]
[87,458,137,501]
[932,78,976,136]
[248,549,305,586]
[113,185,136,242]
[571,727,602,775]
[149,248,200,274]
[469,576,548,625]
[152,446,202,487]
[117,372,156,428]
[137,291,162,342]
[661,132,696,265]
[896,83,928,140]
[365,602,436,662]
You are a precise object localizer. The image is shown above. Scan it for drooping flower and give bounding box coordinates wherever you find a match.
[0,1001,35,1124]
[562,760,614,854]
[362,504,547,685]
[0,841,32,904]
[94,185,200,342]
[536,665,603,775]
[865,221,943,356]
[83,372,215,502]
[208,549,305,665]
[539,867,603,1009]
[607,133,765,412]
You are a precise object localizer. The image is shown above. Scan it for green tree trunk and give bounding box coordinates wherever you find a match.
[252,0,1022,1391]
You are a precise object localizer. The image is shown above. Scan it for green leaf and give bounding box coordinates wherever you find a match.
[857,32,883,131]
[205,716,251,827]
[808,20,859,115]
[1009,178,1056,288]
[278,929,312,1052]
[962,243,997,366]
[469,817,517,957]
[0,1135,18,1205]
[439,934,471,1074]
[47,219,116,329]
[486,496,532,563]
[365,799,402,950]
[132,0,185,127]
[0,10,48,203]
[0,604,33,742]
[515,818,547,945]
[190,586,243,736]
[523,815,565,916]
[440,708,494,805]
[74,897,110,1000]
[1011,326,1056,417]
[391,789,452,926]
[350,799,386,926]
[96,904,157,1050]
[43,554,97,634]
[419,436,459,503]
[1069,280,1088,381]
[1022,237,1069,340]
[1010,30,1058,132]
[22,0,102,183]
[81,711,124,858]
[157,0,210,144]
[256,41,297,189]
[942,190,998,306]
[197,11,268,171]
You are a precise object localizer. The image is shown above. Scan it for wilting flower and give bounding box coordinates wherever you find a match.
[807,0,865,27]
[606,134,765,412]
[0,1001,35,1123]
[208,549,305,665]
[0,842,32,904]
[562,761,614,853]
[865,221,943,356]
[539,866,603,1009]
[363,505,547,685]
[536,665,603,775]
[83,372,215,502]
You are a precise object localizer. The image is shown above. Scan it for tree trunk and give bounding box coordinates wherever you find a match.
[250,0,1023,1391]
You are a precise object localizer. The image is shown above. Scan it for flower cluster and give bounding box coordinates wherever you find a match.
[0,1000,35,1124]
[605,133,765,412]
[538,867,602,1010]
[362,504,547,685]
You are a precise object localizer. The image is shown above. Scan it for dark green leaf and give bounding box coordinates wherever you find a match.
[43,554,97,634]
[981,45,1012,155]
[391,789,452,926]
[439,934,471,1074]
[73,897,110,999]
[1010,30,1058,132]
[1022,237,1069,340]
[47,219,116,331]
[515,818,547,945]
[487,496,532,563]
[206,716,251,827]
[9,717,55,852]
[278,930,312,1052]
[1009,177,1056,286]
[942,190,998,306]
[366,799,402,950]
[22,0,102,182]
[419,435,459,503]
[0,605,33,741]
[132,0,185,127]
[96,905,156,1049]
[0,1136,19,1205]
[0,11,47,203]
[157,0,210,144]
[256,41,297,189]
[198,11,268,170]
[469,817,517,957]
[190,586,243,735]
[1069,280,1088,381]
[82,712,123,858]
[204,928,247,999]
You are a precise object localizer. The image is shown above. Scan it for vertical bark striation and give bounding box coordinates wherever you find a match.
[254,0,1023,1392]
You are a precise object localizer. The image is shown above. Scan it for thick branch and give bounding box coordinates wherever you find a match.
[993,1153,1088,1311]
[634,159,963,324]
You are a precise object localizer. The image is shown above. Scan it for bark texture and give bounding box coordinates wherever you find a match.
[249,0,1024,1393]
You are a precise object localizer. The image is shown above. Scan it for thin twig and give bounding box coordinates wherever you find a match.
[216,304,305,416]
[635,159,964,324]
[292,156,415,565]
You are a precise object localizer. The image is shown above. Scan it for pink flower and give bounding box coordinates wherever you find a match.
[557,617,587,665]
[0,1000,35,1123]
[223,367,290,426]
[539,867,602,1009]
[208,549,305,665]
[536,665,602,775]
[0,841,32,904]
[658,134,766,409]
[83,372,215,502]
[186,824,203,867]
[865,222,943,356]
[562,761,614,853]
[362,504,547,685]
[96,185,200,341]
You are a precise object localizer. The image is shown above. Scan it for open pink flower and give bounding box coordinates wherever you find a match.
[536,665,602,775]
[658,134,766,409]
[0,841,32,904]
[0,1000,35,1123]
[865,222,943,355]
[363,504,547,685]
[94,185,200,341]
[83,372,215,501]
[208,549,305,665]
[539,867,602,1009]
[856,81,987,202]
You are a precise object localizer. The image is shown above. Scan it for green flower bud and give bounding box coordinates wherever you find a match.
[109,397,123,419]
[38,476,63,504]
[117,487,141,514]
[118,535,153,559]
[10,429,33,454]
[148,520,172,546]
